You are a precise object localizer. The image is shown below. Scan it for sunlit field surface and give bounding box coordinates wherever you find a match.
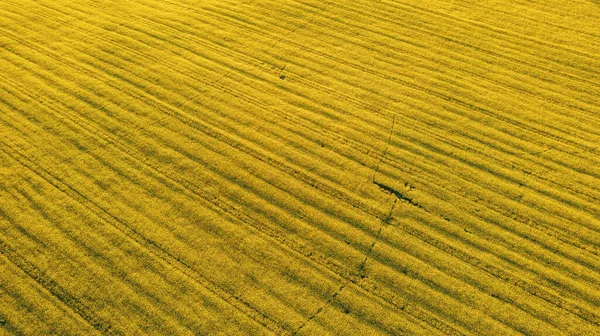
[1,0,599,334]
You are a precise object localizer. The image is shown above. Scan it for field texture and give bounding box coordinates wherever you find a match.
[1,0,599,335]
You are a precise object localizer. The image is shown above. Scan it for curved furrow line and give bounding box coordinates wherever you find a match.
[0,46,385,253]
[198,0,600,125]
[0,86,324,334]
[381,97,600,208]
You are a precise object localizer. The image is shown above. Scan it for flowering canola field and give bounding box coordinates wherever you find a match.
[1,0,599,335]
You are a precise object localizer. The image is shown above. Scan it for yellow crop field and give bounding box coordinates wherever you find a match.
[1,0,599,334]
